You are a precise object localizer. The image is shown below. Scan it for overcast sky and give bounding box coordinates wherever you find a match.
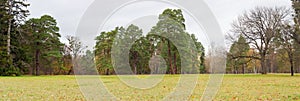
[27,0,292,50]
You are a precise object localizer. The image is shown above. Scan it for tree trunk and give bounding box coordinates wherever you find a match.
[7,19,11,57]
[289,53,294,76]
[7,0,12,58]
[35,48,40,76]
[242,64,245,74]
[134,51,137,74]
[253,60,257,74]
[67,66,73,75]
[290,60,294,76]
[173,52,177,74]
[261,55,267,74]
[106,68,109,75]
[234,62,237,74]
[167,41,174,74]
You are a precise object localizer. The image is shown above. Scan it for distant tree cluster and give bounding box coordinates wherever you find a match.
[94,9,206,75]
[227,3,300,76]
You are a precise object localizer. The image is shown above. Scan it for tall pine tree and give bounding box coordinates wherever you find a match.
[0,0,29,76]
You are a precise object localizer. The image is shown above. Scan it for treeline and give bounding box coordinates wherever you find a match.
[4,0,300,76]
[0,0,206,76]
[0,0,83,76]
[226,1,300,76]
[94,9,205,75]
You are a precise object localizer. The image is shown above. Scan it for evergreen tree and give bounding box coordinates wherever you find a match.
[227,35,250,74]
[22,15,62,75]
[95,27,119,75]
[0,0,29,76]
[94,9,205,75]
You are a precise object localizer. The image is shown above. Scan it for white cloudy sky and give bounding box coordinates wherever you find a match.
[27,0,292,50]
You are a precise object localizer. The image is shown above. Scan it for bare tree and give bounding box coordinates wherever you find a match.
[65,35,87,75]
[230,7,290,74]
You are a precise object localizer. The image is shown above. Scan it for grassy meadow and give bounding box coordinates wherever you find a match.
[0,74,300,101]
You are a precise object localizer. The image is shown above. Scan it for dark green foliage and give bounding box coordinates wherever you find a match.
[95,27,119,75]
[190,34,206,73]
[94,9,205,75]
[227,35,250,74]
[22,15,63,75]
[0,0,29,76]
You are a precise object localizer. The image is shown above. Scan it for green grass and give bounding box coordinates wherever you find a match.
[0,74,300,101]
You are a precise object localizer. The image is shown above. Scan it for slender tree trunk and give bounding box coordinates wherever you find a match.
[290,59,294,76]
[254,60,257,74]
[242,64,245,74]
[173,52,177,74]
[7,0,12,58]
[35,25,41,76]
[106,68,109,75]
[7,19,11,57]
[289,53,294,76]
[167,41,174,74]
[35,48,40,76]
[67,66,73,75]
[234,62,237,74]
[134,51,137,74]
[156,64,159,74]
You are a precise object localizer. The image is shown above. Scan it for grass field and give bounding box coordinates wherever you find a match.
[0,74,300,101]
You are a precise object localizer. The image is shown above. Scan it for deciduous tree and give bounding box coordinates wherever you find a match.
[230,7,290,74]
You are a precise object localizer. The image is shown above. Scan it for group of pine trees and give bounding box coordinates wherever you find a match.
[0,0,205,76]
[94,9,206,75]
[0,0,74,76]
